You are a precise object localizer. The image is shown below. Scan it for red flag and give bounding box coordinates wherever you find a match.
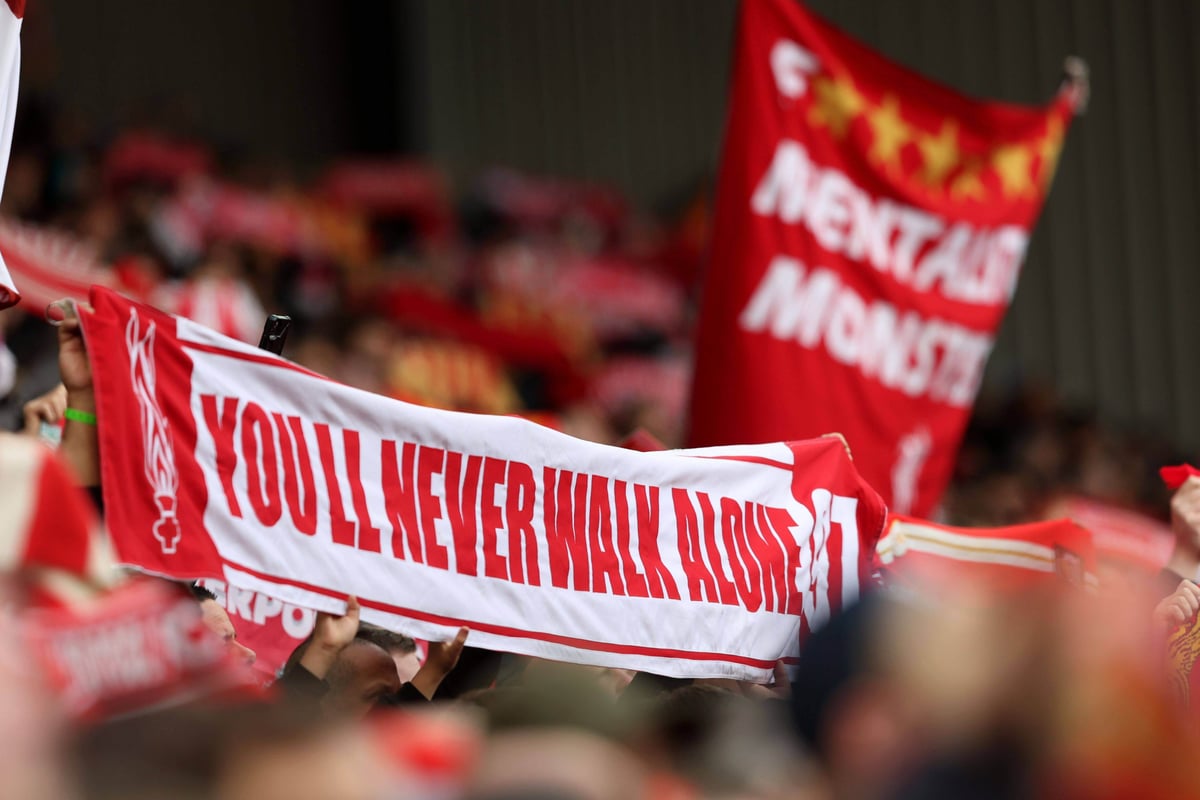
[1046,495,1173,574]
[878,514,1095,593]
[688,0,1077,517]
[23,578,259,721]
[0,218,114,315]
[1161,464,1200,491]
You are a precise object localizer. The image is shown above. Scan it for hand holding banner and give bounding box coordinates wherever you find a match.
[81,287,887,680]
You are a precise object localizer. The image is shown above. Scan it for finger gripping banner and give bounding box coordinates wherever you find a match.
[82,287,887,680]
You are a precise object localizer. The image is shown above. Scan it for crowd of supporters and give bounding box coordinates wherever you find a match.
[1,97,1199,798]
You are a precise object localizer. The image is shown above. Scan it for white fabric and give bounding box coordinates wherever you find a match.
[146,315,880,679]
[0,4,21,309]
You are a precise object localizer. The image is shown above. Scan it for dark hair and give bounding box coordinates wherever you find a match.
[355,623,417,655]
[279,623,416,681]
[188,582,218,603]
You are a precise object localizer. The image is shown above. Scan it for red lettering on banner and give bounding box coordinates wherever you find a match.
[588,476,626,596]
[380,439,424,563]
[480,457,508,580]
[82,287,894,682]
[417,446,449,570]
[200,397,812,612]
[314,423,357,548]
[272,413,317,536]
[721,498,763,612]
[803,489,834,631]
[342,430,382,553]
[543,468,590,590]
[672,488,718,603]
[505,460,539,586]
[696,491,739,606]
[241,402,282,526]
[765,505,803,615]
[612,480,649,598]
[747,503,787,613]
[634,484,679,600]
[445,452,481,576]
[201,395,243,518]
[229,585,255,620]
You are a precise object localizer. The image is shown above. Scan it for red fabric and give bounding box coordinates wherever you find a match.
[78,286,888,679]
[82,289,225,581]
[380,284,585,403]
[879,514,1095,593]
[4,1,23,20]
[1161,464,1200,491]
[199,580,315,680]
[618,428,668,453]
[0,434,108,604]
[1048,495,1174,572]
[320,160,453,240]
[687,0,1075,517]
[104,131,212,187]
[0,219,113,316]
[24,578,260,721]
[19,443,95,577]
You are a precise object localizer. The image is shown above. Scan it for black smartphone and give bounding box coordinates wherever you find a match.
[257,314,292,355]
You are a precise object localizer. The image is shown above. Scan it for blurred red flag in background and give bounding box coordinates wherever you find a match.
[688,0,1079,517]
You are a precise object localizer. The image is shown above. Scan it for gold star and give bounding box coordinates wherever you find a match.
[1035,117,1065,190]
[992,143,1036,198]
[950,157,986,201]
[916,120,961,187]
[809,74,865,139]
[866,95,911,167]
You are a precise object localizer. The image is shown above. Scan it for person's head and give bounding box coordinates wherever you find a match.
[355,625,422,683]
[467,728,646,800]
[190,583,256,666]
[790,597,916,800]
[323,639,402,718]
[644,685,816,799]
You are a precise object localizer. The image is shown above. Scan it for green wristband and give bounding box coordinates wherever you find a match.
[64,407,97,426]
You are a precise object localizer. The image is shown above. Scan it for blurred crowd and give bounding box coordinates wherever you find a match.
[0,94,703,450]
[1,95,1200,799]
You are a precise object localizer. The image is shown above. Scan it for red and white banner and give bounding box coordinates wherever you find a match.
[0,216,262,342]
[1046,495,1174,573]
[23,578,255,721]
[877,515,1095,593]
[81,287,887,680]
[0,0,25,308]
[688,0,1077,517]
[0,218,114,314]
[200,579,315,679]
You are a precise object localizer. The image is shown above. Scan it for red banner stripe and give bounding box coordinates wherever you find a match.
[220,557,782,670]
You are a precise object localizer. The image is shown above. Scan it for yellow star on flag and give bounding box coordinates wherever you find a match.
[917,120,960,186]
[992,143,1036,198]
[1036,117,1065,190]
[809,74,865,139]
[950,157,986,201]
[866,95,911,167]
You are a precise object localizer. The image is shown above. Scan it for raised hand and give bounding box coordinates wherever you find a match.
[52,302,94,400]
[22,384,67,437]
[300,596,361,680]
[1171,477,1200,549]
[1155,580,1200,629]
[410,626,469,699]
[50,301,99,486]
